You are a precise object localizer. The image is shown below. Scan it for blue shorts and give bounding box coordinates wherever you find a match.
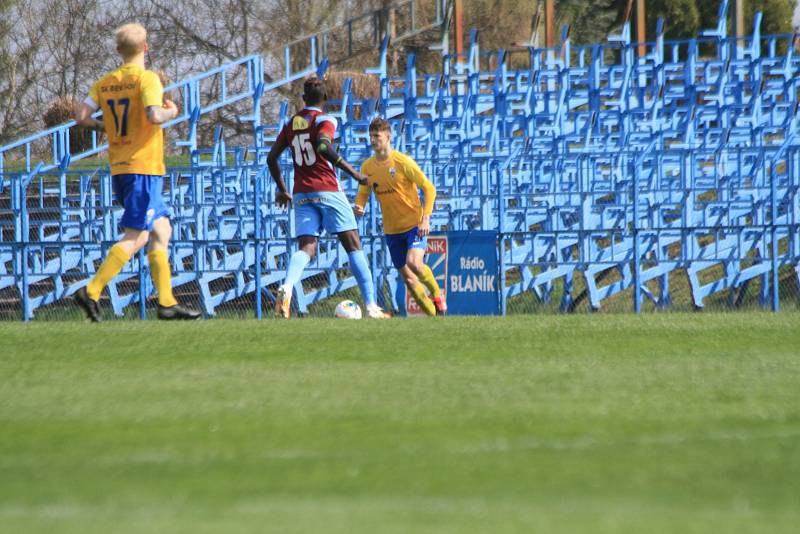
[294,191,357,237]
[112,174,170,231]
[385,227,427,269]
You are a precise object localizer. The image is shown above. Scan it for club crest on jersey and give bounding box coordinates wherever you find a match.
[389,167,396,178]
[292,116,309,130]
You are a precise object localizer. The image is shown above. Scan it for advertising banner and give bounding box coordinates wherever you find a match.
[396,231,499,316]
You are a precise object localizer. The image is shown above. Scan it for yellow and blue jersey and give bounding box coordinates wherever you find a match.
[86,64,165,176]
[356,151,436,235]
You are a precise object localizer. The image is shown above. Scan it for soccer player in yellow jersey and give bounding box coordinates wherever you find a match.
[355,117,446,316]
[73,23,200,321]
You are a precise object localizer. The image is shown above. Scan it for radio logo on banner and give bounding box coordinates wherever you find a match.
[405,236,447,316]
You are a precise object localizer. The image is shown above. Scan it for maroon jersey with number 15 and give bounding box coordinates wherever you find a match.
[274,106,339,194]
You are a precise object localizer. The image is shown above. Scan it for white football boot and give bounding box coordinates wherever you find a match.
[365,303,392,319]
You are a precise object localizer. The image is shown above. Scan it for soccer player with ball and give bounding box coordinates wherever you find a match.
[267,77,391,320]
[354,117,446,316]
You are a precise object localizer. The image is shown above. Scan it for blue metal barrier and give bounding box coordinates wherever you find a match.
[2,4,800,319]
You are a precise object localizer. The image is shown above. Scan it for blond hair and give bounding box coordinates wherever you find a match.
[115,23,147,58]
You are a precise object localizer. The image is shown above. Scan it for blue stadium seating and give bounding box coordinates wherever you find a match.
[1,0,799,319]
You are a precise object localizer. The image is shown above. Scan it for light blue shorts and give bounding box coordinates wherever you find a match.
[293,191,357,237]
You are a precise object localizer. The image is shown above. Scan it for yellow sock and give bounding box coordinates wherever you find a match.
[86,244,130,301]
[147,249,178,307]
[409,283,436,316]
[417,264,442,299]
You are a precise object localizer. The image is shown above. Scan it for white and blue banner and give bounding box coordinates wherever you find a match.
[396,231,499,316]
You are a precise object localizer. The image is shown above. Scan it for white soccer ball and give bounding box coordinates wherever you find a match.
[334,299,362,320]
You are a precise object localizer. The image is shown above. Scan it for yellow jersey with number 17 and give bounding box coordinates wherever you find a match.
[87,63,165,176]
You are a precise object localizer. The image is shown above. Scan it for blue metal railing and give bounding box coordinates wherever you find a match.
[3,4,800,320]
[0,0,451,175]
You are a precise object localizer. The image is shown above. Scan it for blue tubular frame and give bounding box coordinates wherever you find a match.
[3,4,800,320]
[0,1,452,175]
[0,55,266,175]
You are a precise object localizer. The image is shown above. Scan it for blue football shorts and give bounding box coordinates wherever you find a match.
[385,226,427,269]
[293,191,358,237]
[112,174,171,231]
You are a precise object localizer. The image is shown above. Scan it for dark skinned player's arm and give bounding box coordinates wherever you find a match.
[318,135,366,184]
[266,134,290,194]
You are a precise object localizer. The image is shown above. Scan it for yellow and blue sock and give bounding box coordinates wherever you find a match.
[147,249,178,307]
[408,282,436,316]
[349,250,376,307]
[86,244,130,301]
[417,264,442,299]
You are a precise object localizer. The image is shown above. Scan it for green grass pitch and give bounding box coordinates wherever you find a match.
[1,313,799,533]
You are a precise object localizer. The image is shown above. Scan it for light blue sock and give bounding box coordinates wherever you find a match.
[348,250,376,307]
[284,250,311,288]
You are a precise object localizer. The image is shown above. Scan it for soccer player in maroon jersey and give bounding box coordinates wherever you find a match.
[266,77,390,319]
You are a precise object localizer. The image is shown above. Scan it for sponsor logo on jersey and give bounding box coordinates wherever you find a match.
[292,116,310,130]
[100,83,137,93]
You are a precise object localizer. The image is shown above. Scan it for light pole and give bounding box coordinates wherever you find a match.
[637,0,646,57]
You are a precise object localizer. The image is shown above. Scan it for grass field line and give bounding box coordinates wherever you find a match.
[453,426,800,455]
[0,493,785,523]
[258,426,800,462]
[39,426,793,468]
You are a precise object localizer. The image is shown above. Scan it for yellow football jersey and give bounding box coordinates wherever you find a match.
[356,151,436,235]
[88,64,165,176]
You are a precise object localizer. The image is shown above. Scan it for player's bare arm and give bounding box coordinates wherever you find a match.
[75,103,104,132]
[317,135,368,185]
[146,99,179,125]
[266,135,292,208]
[418,214,431,237]
[353,177,370,217]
